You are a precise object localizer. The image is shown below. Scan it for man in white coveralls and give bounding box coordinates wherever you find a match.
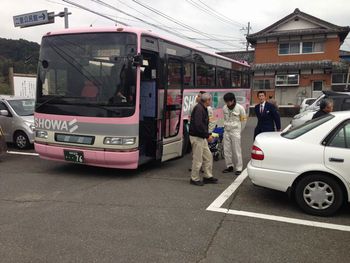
[222,92,247,175]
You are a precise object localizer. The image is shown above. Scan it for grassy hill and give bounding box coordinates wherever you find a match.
[0,38,40,94]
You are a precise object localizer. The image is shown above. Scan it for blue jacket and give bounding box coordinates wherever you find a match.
[254,102,281,138]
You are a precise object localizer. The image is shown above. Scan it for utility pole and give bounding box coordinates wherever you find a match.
[345,63,350,91]
[241,22,252,51]
[246,22,251,51]
[56,8,71,29]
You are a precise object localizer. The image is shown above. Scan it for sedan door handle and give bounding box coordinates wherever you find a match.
[329,158,344,163]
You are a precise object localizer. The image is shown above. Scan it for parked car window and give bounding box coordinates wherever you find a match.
[7,99,35,116]
[342,98,350,110]
[282,114,334,139]
[328,122,350,149]
[305,98,316,105]
[0,102,8,111]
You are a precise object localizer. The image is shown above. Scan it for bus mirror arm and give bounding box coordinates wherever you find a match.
[132,54,144,66]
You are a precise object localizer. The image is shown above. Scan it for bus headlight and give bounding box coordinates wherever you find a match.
[36,130,48,139]
[104,137,136,145]
[123,137,136,145]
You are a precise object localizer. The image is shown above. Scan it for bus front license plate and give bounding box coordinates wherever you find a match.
[64,150,84,163]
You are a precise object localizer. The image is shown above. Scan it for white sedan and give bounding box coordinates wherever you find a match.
[248,111,350,216]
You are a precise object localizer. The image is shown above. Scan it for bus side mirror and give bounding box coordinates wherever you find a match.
[133,54,147,67]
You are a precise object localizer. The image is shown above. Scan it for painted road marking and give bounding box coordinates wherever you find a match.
[7,151,39,156]
[207,169,350,232]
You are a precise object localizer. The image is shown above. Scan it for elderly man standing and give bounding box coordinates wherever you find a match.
[189,93,218,186]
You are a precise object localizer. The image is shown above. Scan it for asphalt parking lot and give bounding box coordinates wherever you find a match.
[1,117,350,263]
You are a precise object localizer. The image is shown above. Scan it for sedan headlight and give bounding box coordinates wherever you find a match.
[36,130,48,139]
[104,137,136,145]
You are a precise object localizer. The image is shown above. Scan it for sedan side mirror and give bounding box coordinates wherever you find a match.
[0,110,9,116]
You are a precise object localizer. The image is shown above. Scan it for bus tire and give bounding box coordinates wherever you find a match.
[182,122,190,156]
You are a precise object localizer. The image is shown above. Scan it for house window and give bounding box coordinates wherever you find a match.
[302,42,313,53]
[332,73,347,84]
[275,74,299,86]
[313,80,323,91]
[278,43,300,54]
[279,41,324,55]
[253,79,273,90]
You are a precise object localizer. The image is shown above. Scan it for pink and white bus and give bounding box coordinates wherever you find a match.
[34,27,250,169]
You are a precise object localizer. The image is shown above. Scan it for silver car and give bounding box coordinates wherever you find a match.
[0,125,6,156]
[0,96,35,149]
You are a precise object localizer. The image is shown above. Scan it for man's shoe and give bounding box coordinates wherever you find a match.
[235,171,242,176]
[190,179,204,186]
[203,177,218,184]
[222,166,234,173]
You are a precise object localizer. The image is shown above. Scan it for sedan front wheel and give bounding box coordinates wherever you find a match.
[14,131,29,149]
[295,174,344,216]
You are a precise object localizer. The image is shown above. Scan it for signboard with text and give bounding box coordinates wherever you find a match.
[13,10,54,28]
[13,76,37,99]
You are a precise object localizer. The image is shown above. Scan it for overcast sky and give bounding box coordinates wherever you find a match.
[1,0,350,52]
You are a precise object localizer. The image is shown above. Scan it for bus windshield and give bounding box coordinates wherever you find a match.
[36,32,137,117]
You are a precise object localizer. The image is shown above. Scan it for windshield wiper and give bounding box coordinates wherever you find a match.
[74,102,123,116]
[36,96,78,111]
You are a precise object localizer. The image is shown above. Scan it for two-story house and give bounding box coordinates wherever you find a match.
[247,8,350,105]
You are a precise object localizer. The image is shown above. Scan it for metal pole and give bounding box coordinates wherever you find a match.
[246,22,250,51]
[64,8,69,28]
[345,64,350,91]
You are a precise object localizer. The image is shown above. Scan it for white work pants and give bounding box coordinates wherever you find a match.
[223,129,243,171]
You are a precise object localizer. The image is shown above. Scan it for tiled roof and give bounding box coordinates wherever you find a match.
[252,60,349,71]
[247,8,350,44]
[252,60,333,71]
[217,50,255,64]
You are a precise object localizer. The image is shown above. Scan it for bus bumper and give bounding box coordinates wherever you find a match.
[35,143,139,169]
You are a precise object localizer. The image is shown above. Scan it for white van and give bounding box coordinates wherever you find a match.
[291,91,350,127]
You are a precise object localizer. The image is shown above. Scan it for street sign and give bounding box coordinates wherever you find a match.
[13,10,54,28]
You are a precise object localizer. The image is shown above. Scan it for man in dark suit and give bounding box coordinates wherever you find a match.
[254,91,281,138]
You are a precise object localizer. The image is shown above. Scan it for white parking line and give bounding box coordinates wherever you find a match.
[7,151,39,156]
[207,169,350,232]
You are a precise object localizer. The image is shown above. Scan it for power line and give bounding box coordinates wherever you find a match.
[131,0,241,49]
[62,0,128,26]
[186,0,244,28]
[64,0,226,51]
[198,0,246,27]
[114,0,167,27]
[111,0,239,45]
[91,0,228,50]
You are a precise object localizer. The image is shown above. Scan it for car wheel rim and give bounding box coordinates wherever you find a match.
[16,135,27,148]
[303,181,334,210]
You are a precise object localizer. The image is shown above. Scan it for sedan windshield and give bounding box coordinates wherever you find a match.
[36,32,137,117]
[282,114,334,139]
[8,99,35,116]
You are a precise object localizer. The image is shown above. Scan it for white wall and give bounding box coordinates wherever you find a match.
[13,76,36,99]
